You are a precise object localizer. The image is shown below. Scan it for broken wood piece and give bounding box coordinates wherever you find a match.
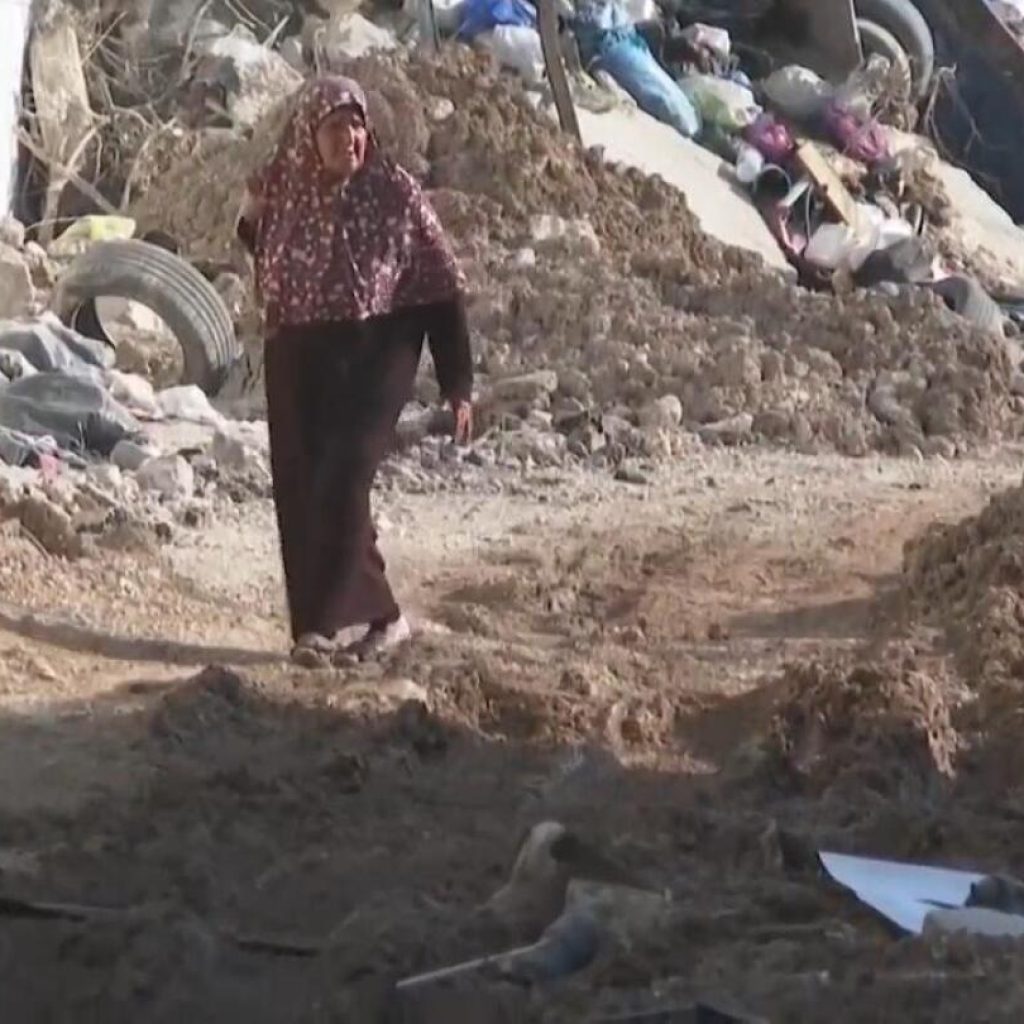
[28,3,100,243]
[537,0,581,142]
[793,142,858,226]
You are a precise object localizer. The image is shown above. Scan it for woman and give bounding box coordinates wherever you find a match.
[238,76,473,666]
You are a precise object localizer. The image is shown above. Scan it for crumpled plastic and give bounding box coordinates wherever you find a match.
[0,314,112,383]
[0,372,142,457]
[763,65,833,120]
[821,99,891,166]
[743,113,796,164]
[680,73,760,131]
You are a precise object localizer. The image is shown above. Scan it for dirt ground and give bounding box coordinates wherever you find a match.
[3,442,1024,1021]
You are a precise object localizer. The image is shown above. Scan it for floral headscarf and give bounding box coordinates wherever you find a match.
[250,76,463,329]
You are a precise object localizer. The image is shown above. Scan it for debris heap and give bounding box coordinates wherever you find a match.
[129,49,1019,458]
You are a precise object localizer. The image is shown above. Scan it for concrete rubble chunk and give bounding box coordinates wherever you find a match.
[158,385,225,428]
[107,371,162,419]
[135,454,195,502]
[529,215,601,256]
[111,439,158,472]
[0,244,35,318]
[312,13,399,67]
[639,395,683,430]
[698,412,754,445]
[491,371,560,405]
[0,217,26,251]
[17,493,83,558]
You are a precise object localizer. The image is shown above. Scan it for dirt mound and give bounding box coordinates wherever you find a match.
[131,47,1019,455]
[765,650,959,796]
[901,478,1024,787]
[903,477,1024,686]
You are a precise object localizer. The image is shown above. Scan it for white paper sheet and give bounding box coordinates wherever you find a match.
[819,851,986,934]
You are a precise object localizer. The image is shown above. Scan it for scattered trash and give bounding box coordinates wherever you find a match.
[819,851,989,934]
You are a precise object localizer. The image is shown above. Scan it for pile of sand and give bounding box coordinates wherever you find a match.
[131,48,1019,455]
[903,477,1024,688]
[764,649,959,796]
[901,478,1024,786]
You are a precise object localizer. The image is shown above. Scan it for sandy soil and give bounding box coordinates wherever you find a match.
[3,443,1024,1021]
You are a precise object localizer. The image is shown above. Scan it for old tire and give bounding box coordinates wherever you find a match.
[52,240,239,395]
[928,275,1005,336]
[855,0,934,97]
[856,19,913,97]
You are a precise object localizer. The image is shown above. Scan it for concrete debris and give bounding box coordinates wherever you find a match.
[0,216,26,251]
[191,29,304,129]
[157,385,225,428]
[0,245,35,318]
[107,370,162,419]
[135,454,196,502]
[110,438,158,472]
[312,13,400,68]
[16,492,83,558]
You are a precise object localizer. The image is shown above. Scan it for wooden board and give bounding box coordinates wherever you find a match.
[794,141,859,225]
[537,0,581,143]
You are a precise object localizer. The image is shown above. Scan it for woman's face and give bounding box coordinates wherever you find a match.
[315,105,369,180]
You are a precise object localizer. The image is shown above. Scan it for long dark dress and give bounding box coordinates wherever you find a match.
[264,298,472,642]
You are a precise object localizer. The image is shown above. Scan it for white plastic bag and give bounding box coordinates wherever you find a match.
[679,74,760,131]
[763,65,833,120]
[480,25,544,84]
[805,203,914,272]
[681,22,731,57]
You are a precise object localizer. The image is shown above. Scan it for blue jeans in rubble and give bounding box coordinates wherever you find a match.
[588,31,701,139]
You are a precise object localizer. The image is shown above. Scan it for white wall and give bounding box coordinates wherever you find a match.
[1,0,34,213]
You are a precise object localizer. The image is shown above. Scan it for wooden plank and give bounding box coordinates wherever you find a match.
[794,141,859,225]
[537,0,581,143]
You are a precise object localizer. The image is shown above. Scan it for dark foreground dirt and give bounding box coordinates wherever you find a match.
[2,451,1024,1022]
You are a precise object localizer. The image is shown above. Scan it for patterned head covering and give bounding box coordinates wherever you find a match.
[250,75,463,329]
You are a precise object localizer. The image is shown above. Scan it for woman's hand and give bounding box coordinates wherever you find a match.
[450,398,473,445]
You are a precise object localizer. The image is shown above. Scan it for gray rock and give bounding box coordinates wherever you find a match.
[639,394,683,430]
[491,370,559,405]
[111,439,158,472]
[0,216,25,250]
[557,369,592,401]
[17,494,83,558]
[136,455,195,502]
[698,412,754,445]
[86,463,124,496]
[0,244,34,317]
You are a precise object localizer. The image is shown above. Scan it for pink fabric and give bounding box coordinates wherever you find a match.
[743,114,796,164]
[821,100,891,167]
[251,76,463,328]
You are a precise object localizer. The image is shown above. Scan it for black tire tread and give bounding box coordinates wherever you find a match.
[52,240,238,394]
[855,0,935,97]
[929,274,1005,335]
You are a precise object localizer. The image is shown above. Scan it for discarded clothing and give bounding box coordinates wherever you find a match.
[743,113,796,164]
[821,100,891,167]
[456,0,536,40]
[265,302,471,641]
[575,1,701,139]
[0,372,141,456]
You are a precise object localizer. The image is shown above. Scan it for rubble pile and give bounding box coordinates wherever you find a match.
[903,476,1024,697]
[127,49,1019,458]
[764,648,959,797]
